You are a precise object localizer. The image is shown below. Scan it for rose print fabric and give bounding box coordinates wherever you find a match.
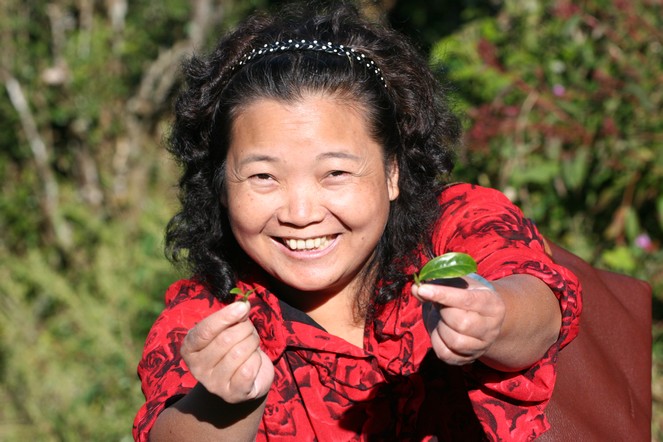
[133,184,581,441]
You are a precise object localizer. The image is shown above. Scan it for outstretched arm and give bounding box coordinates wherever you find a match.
[412,273,561,371]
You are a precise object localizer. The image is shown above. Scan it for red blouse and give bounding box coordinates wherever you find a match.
[133,184,581,441]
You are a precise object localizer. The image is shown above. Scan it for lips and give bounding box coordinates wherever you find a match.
[282,236,333,251]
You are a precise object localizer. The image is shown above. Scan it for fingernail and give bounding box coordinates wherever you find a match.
[229,301,249,317]
[418,285,434,298]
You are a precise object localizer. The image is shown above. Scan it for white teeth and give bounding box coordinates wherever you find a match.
[284,236,331,251]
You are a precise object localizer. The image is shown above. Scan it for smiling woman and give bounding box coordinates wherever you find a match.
[133,1,581,441]
[225,97,399,328]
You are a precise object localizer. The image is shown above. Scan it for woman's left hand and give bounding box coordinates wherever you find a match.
[411,276,506,366]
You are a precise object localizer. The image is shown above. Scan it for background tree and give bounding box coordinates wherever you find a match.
[0,0,660,440]
[0,1,260,439]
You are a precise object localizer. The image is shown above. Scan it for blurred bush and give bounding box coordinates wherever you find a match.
[433,0,663,289]
[0,200,175,441]
[432,2,663,435]
[1,0,661,440]
[0,0,260,439]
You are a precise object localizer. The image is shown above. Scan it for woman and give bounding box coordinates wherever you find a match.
[134,2,581,441]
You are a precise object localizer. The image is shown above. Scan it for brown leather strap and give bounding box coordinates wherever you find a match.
[538,241,652,441]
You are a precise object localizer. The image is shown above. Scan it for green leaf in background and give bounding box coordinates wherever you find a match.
[624,206,641,244]
[509,158,560,187]
[601,246,637,273]
[560,148,590,191]
[414,252,478,285]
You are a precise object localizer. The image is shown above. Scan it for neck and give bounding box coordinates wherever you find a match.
[309,295,366,348]
[269,278,369,348]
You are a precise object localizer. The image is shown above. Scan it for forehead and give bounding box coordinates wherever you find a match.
[227,94,386,163]
[231,91,369,123]
[230,94,372,140]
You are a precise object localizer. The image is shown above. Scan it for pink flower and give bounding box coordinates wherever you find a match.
[634,233,653,252]
[552,84,566,97]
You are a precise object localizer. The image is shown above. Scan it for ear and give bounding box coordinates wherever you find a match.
[387,159,400,201]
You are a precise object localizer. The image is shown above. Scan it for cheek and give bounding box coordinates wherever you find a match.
[227,191,266,235]
[332,184,391,228]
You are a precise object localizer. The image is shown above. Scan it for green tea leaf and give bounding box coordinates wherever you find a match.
[230,287,255,301]
[415,252,478,284]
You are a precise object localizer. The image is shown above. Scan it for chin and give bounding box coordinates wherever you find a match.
[270,274,344,296]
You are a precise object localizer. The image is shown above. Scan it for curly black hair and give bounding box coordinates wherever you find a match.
[165,0,461,312]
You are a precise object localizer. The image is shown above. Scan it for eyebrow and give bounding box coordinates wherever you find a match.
[239,151,362,166]
[238,154,278,167]
[316,151,362,162]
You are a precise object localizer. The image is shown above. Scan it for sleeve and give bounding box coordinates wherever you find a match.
[132,280,223,442]
[432,183,582,441]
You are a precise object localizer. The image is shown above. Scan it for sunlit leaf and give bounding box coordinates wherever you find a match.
[415,252,478,284]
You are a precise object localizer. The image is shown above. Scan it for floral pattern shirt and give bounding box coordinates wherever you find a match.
[133,184,581,441]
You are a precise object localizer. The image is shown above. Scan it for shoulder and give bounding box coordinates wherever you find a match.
[438,182,512,208]
[433,183,526,245]
[163,279,222,310]
[140,280,223,361]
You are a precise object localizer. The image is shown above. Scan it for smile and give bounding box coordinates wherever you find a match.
[282,236,333,251]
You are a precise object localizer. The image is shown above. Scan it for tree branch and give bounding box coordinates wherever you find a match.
[114,0,228,203]
[2,71,72,249]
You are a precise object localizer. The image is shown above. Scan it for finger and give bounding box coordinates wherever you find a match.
[438,307,500,342]
[183,301,250,352]
[413,273,490,297]
[223,327,262,370]
[226,348,275,402]
[229,350,266,399]
[220,333,267,401]
[430,323,487,364]
[417,282,500,316]
[185,320,259,372]
[429,327,482,365]
[253,349,275,397]
[201,329,263,400]
[423,294,499,342]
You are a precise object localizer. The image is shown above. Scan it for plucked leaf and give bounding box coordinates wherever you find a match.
[415,252,478,285]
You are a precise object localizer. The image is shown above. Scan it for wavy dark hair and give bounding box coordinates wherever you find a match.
[165,0,461,311]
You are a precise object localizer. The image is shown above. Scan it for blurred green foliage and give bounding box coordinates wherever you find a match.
[0,0,661,440]
[433,0,663,287]
[0,0,256,439]
[433,2,663,435]
[0,201,174,440]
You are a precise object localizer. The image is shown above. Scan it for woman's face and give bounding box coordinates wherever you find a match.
[224,94,399,305]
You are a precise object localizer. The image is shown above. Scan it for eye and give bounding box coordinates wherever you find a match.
[328,170,349,178]
[247,173,278,189]
[250,173,274,181]
[323,170,353,186]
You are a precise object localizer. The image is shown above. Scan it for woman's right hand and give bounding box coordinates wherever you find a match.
[180,300,274,403]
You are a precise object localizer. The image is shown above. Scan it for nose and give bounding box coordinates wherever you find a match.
[276,184,325,226]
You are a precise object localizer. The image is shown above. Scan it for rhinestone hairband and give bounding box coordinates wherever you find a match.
[236,39,387,88]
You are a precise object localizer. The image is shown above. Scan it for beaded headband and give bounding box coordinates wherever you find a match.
[235,39,387,88]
